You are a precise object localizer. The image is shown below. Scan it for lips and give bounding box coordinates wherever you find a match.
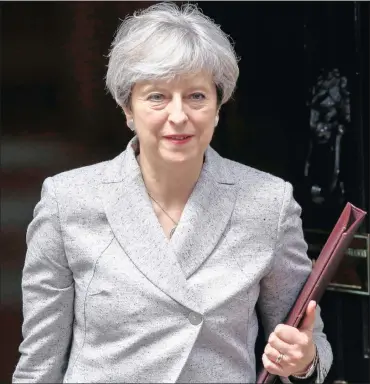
[164,135,193,140]
[163,134,194,145]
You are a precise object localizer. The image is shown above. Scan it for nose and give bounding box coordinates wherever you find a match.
[167,95,188,125]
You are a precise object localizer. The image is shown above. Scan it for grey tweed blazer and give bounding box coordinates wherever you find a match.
[13,138,332,383]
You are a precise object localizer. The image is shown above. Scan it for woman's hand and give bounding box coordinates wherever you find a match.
[262,300,317,377]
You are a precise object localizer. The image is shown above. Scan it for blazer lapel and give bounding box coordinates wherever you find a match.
[100,139,201,313]
[171,147,237,279]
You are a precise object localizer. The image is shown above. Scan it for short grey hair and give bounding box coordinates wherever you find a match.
[105,2,239,107]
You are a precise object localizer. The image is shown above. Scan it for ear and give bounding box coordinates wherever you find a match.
[214,115,219,127]
[122,106,133,122]
[215,107,221,127]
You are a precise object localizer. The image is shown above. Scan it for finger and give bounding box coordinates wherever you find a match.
[274,324,302,345]
[264,344,285,366]
[268,332,294,356]
[300,300,317,332]
[262,353,285,376]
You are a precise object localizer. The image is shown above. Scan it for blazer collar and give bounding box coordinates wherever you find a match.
[101,137,237,312]
[102,136,235,185]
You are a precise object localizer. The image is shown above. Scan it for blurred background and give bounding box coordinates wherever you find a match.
[1,2,369,383]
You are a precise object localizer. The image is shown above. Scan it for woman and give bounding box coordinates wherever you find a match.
[13,3,332,383]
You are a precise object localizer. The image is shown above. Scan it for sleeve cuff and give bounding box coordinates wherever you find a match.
[291,345,319,379]
[288,345,319,383]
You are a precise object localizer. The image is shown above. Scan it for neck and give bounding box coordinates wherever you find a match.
[137,151,204,207]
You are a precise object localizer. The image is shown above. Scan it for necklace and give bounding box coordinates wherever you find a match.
[147,193,178,238]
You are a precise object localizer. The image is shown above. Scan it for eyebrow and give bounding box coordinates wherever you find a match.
[139,84,212,94]
[139,84,164,93]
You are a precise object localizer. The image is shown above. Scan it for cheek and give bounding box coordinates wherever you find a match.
[195,122,215,148]
[195,115,216,137]
[136,111,167,134]
[203,126,215,144]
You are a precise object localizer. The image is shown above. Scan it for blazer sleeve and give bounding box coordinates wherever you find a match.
[13,177,74,383]
[258,182,333,383]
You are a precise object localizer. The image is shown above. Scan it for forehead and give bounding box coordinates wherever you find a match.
[135,71,214,91]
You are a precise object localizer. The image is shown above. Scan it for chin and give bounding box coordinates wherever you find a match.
[162,150,199,165]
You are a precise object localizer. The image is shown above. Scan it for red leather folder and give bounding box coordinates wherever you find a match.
[256,202,367,384]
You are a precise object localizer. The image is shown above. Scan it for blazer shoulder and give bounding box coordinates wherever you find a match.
[221,157,291,231]
[223,157,286,193]
[46,149,126,204]
[51,146,127,188]
[51,159,109,189]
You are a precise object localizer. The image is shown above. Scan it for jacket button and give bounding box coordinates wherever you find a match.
[188,311,203,325]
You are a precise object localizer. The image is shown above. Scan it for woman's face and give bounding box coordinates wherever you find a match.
[124,71,218,165]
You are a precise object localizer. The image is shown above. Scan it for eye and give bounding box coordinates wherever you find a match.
[147,93,164,102]
[190,92,206,101]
